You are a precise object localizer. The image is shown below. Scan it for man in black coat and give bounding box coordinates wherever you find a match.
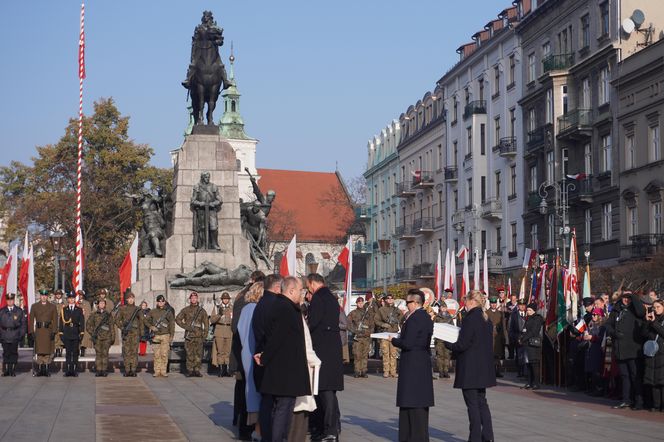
[255,276,310,442]
[59,291,85,377]
[605,291,646,409]
[508,298,527,377]
[0,293,27,376]
[306,273,344,442]
[251,273,283,442]
[446,290,496,442]
[390,289,434,442]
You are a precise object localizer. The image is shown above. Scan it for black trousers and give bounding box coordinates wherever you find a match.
[527,361,540,387]
[618,358,642,404]
[234,378,254,438]
[398,407,429,442]
[312,390,339,437]
[1,342,19,364]
[63,338,80,369]
[652,385,664,410]
[259,393,274,442]
[462,388,494,442]
[271,396,295,442]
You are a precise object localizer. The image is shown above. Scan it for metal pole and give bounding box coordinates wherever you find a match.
[383,252,388,296]
[54,254,59,291]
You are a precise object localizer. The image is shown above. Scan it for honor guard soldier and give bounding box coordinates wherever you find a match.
[433,300,455,379]
[51,289,66,357]
[487,297,508,378]
[115,292,143,376]
[86,299,114,376]
[31,289,58,376]
[0,293,27,376]
[76,290,93,357]
[96,288,115,315]
[375,294,403,377]
[59,292,85,377]
[210,292,233,377]
[147,294,175,377]
[176,292,209,377]
[348,296,374,378]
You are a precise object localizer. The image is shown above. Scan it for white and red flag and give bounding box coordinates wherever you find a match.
[449,249,456,297]
[119,232,139,303]
[434,248,442,302]
[567,229,579,322]
[457,247,469,300]
[522,248,537,269]
[473,249,480,290]
[575,318,587,334]
[18,232,35,317]
[0,243,18,308]
[337,238,353,315]
[279,234,297,277]
[483,249,489,295]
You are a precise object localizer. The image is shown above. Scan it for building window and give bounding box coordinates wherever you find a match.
[528,108,536,132]
[545,88,553,124]
[650,124,661,162]
[600,1,609,37]
[465,88,470,106]
[601,134,612,172]
[467,178,473,206]
[546,151,554,183]
[542,41,551,61]
[437,144,443,170]
[529,165,538,193]
[627,207,638,240]
[528,52,536,83]
[584,143,592,175]
[585,208,592,244]
[625,134,635,170]
[496,226,502,254]
[469,233,473,258]
[530,223,538,249]
[479,79,485,102]
[481,230,487,253]
[508,54,516,87]
[652,201,663,234]
[547,214,555,248]
[510,222,517,254]
[467,127,473,157]
[438,191,443,218]
[480,124,486,155]
[493,66,500,95]
[494,116,501,145]
[561,148,569,177]
[453,189,458,211]
[602,202,612,240]
[453,98,458,123]
[495,171,501,199]
[509,108,516,138]
[453,141,458,166]
[510,165,517,197]
[599,68,609,105]
[581,77,591,108]
[481,176,486,203]
[581,14,590,48]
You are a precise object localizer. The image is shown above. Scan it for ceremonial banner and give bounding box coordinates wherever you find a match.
[337,237,353,315]
[279,234,297,277]
[119,232,139,302]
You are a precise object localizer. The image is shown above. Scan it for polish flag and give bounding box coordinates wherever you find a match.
[449,249,456,296]
[575,318,587,334]
[566,173,587,181]
[280,234,297,277]
[119,232,139,304]
[483,249,489,295]
[473,249,480,290]
[337,237,353,315]
[434,249,442,302]
[507,277,512,298]
[518,275,527,300]
[18,232,35,317]
[457,247,469,301]
[0,244,18,308]
[443,248,451,292]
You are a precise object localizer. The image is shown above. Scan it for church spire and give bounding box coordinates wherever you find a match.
[219,44,251,140]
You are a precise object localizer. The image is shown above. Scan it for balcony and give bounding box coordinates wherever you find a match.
[395,224,416,240]
[480,198,503,220]
[527,192,542,211]
[486,253,504,272]
[444,166,458,182]
[412,262,435,279]
[629,234,664,258]
[526,124,550,153]
[353,242,373,254]
[542,53,575,74]
[412,170,435,188]
[354,278,375,289]
[354,206,371,220]
[557,109,593,140]
[413,217,434,234]
[463,100,487,120]
[395,182,416,197]
[396,268,416,282]
[451,210,465,230]
[492,136,517,157]
[568,177,594,204]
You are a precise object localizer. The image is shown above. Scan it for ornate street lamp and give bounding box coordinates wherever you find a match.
[377,239,392,296]
[49,230,64,291]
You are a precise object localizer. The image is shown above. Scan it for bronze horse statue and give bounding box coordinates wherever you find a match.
[182,11,232,126]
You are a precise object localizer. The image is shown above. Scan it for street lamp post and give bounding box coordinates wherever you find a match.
[538,179,576,265]
[49,230,64,291]
[377,239,391,296]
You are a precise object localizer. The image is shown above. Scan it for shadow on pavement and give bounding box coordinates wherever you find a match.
[209,400,236,432]
[343,414,465,441]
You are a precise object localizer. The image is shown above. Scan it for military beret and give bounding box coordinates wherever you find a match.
[66,292,76,298]
[77,289,86,295]
[496,286,505,291]
[489,297,498,303]
[383,294,393,299]
[156,294,166,302]
[39,289,50,296]
[5,293,15,300]
[517,298,527,305]
[221,292,231,300]
[444,288,453,293]
[125,292,135,299]
[356,297,364,303]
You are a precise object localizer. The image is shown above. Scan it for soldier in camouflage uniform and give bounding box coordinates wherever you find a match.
[210,292,233,377]
[434,300,454,379]
[146,294,175,377]
[375,294,403,377]
[77,290,94,357]
[51,289,65,357]
[115,292,143,377]
[86,299,114,377]
[348,297,374,378]
[176,292,209,377]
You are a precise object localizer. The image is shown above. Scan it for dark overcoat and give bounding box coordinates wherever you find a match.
[446,307,496,389]
[31,301,57,354]
[584,324,606,374]
[486,309,507,360]
[519,313,544,363]
[259,295,311,397]
[308,286,344,391]
[642,315,664,386]
[391,308,434,408]
[604,294,646,361]
[251,290,278,389]
[0,306,27,343]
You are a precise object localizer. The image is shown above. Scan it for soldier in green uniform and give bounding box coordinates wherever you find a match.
[51,289,65,357]
[146,294,175,377]
[210,292,233,377]
[86,299,114,377]
[77,290,94,357]
[348,297,374,378]
[486,296,508,378]
[433,299,454,379]
[375,294,403,378]
[176,292,209,377]
[115,292,143,377]
[31,289,58,376]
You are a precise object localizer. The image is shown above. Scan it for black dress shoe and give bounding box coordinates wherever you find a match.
[531,385,540,390]
[186,372,194,377]
[612,402,631,409]
[631,403,643,411]
[319,436,338,442]
[520,384,532,390]
[353,373,360,378]
[195,371,203,377]
[361,372,368,378]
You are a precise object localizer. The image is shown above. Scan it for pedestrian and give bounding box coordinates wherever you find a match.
[642,298,664,412]
[175,292,209,377]
[138,300,151,356]
[306,273,344,442]
[86,298,114,377]
[584,308,607,396]
[210,292,233,377]
[505,294,519,359]
[389,289,434,442]
[60,291,85,377]
[51,289,65,358]
[508,298,527,377]
[446,290,495,442]
[433,300,453,379]
[486,297,507,378]
[115,292,143,376]
[0,293,27,376]
[255,276,311,442]
[518,302,543,390]
[348,297,374,378]
[146,294,175,377]
[605,291,646,409]
[375,294,403,378]
[31,289,58,377]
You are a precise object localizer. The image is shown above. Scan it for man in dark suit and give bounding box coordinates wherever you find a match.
[255,276,310,442]
[59,291,85,377]
[251,273,283,442]
[306,273,344,442]
[0,293,27,376]
[390,289,434,442]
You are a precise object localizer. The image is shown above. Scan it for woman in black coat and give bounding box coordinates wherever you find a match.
[390,289,434,442]
[642,299,664,412]
[446,290,495,442]
[518,302,544,390]
[584,308,607,395]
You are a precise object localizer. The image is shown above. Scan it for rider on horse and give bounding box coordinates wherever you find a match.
[182,11,232,91]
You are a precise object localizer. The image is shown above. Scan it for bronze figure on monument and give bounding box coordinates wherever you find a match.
[126,189,166,257]
[240,169,274,269]
[191,172,222,250]
[170,262,251,291]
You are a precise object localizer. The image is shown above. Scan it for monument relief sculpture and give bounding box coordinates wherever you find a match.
[170,262,252,291]
[126,188,166,257]
[241,169,275,269]
[191,172,222,250]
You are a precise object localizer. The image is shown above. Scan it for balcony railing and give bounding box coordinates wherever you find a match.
[451,210,465,228]
[569,177,594,203]
[354,206,371,219]
[412,170,434,187]
[354,278,375,289]
[492,136,517,156]
[542,53,575,73]
[413,217,434,233]
[558,109,593,138]
[480,198,503,220]
[527,125,548,150]
[396,268,415,282]
[444,166,458,182]
[629,234,664,258]
[395,182,416,197]
[463,100,487,119]
[527,191,542,210]
[412,262,435,279]
[353,243,373,254]
[395,224,416,239]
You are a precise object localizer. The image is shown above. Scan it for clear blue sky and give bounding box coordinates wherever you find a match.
[0,0,509,180]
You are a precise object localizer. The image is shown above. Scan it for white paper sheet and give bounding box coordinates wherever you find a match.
[433,323,460,343]
[370,332,400,340]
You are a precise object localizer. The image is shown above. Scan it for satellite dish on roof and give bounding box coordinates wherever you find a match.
[631,9,645,29]
[622,18,635,35]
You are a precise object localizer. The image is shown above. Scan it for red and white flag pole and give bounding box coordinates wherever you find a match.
[73,3,86,292]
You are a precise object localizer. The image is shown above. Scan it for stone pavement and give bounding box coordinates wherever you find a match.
[0,370,662,441]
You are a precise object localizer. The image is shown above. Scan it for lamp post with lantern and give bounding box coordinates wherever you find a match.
[49,230,64,291]
[377,238,391,296]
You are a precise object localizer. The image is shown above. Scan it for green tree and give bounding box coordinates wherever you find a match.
[0,98,172,296]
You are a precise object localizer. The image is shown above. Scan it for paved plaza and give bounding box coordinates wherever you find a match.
[0,369,661,442]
